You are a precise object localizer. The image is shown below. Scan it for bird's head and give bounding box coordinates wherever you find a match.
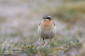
[43,16,52,20]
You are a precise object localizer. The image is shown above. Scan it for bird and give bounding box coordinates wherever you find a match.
[38,16,56,45]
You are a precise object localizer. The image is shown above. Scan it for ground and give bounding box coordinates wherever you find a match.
[0,0,85,56]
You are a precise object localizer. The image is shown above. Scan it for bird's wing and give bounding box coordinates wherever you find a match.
[53,21,56,34]
[53,24,56,33]
[38,24,41,34]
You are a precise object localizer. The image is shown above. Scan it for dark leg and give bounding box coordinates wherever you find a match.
[42,38,45,45]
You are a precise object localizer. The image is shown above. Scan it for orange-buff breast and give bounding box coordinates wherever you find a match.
[40,19,54,31]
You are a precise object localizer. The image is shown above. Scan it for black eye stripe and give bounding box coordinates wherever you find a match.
[43,16,52,20]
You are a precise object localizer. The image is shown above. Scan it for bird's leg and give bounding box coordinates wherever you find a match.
[45,39,49,45]
[43,38,49,47]
[36,38,44,48]
[38,38,45,45]
[43,38,45,45]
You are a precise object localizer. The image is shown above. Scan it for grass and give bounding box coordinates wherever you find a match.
[0,0,85,56]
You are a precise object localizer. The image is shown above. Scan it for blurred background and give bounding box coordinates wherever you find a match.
[0,0,85,56]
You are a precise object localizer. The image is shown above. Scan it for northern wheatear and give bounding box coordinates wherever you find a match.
[38,16,56,45]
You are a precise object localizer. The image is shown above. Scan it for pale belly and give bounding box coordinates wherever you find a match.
[38,24,56,39]
[40,30,55,39]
